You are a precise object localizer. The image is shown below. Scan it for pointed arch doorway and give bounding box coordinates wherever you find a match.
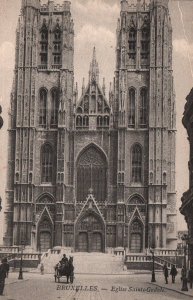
[129,219,144,253]
[75,213,105,252]
[38,218,53,252]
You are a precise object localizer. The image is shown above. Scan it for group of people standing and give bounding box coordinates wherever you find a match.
[163,264,178,284]
[163,263,193,288]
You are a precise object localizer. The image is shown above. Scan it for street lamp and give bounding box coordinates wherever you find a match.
[181,234,189,291]
[18,240,25,280]
[150,248,156,282]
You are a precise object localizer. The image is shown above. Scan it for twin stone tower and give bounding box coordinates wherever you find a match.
[4,0,177,253]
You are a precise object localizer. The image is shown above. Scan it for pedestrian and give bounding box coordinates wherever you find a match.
[2,258,9,278]
[0,258,9,296]
[188,266,193,289]
[170,265,177,283]
[40,263,44,275]
[163,263,169,284]
[181,266,186,281]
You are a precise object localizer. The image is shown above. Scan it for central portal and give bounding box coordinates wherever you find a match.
[76,213,104,252]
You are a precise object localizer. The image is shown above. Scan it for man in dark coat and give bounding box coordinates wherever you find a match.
[163,264,169,284]
[60,254,68,265]
[170,265,177,283]
[0,258,9,295]
[188,267,193,289]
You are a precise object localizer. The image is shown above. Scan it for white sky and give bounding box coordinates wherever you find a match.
[0,0,193,243]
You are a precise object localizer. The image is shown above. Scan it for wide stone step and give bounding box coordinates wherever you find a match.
[42,252,124,274]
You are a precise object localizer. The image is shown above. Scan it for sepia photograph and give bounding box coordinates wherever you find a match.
[0,0,193,299]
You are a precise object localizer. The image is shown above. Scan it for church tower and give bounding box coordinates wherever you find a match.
[115,0,176,250]
[4,0,177,252]
[4,0,74,249]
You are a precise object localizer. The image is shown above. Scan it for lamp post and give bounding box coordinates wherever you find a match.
[0,197,2,212]
[18,240,25,280]
[150,249,156,282]
[181,234,189,291]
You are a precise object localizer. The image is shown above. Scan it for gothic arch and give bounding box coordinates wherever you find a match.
[129,217,144,253]
[75,210,105,252]
[128,87,136,127]
[76,143,108,165]
[50,87,59,127]
[40,143,54,183]
[128,194,145,204]
[130,143,143,183]
[76,144,108,202]
[36,192,55,204]
[139,87,148,127]
[37,213,53,253]
[39,88,48,127]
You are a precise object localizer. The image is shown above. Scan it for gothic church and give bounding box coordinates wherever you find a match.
[4,0,177,253]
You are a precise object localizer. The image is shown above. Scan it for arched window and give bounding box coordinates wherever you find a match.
[83,116,89,127]
[141,27,149,60]
[50,89,59,127]
[40,21,48,67]
[131,144,142,183]
[139,88,147,127]
[77,146,107,202]
[128,88,135,128]
[41,144,53,183]
[128,28,136,60]
[129,196,144,205]
[39,89,47,127]
[53,27,62,68]
[104,116,109,127]
[76,115,82,127]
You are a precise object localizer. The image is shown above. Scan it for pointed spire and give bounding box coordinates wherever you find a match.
[102,78,106,95]
[82,78,85,95]
[89,47,99,84]
[73,82,78,105]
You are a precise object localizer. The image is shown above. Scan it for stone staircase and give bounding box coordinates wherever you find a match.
[71,252,124,274]
[40,249,124,274]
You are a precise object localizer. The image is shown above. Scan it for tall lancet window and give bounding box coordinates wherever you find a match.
[128,28,136,60]
[139,88,148,127]
[141,25,150,65]
[39,88,47,127]
[131,144,142,183]
[77,146,107,202]
[50,88,59,127]
[128,88,135,128]
[40,20,48,68]
[41,144,53,183]
[53,22,62,68]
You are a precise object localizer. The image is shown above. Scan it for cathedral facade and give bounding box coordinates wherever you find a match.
[4,0,177,253]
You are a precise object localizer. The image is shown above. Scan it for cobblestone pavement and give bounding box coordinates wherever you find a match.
[1,272,192,300]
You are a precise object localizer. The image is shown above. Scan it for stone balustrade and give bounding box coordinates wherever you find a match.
[0,246,20,253]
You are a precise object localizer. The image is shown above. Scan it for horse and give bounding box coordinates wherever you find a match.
[54,256,74,283]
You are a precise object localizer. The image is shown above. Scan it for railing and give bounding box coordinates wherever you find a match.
[125,255,152,263]
[51,64,61,70]
[5,253,40,262]
[125,254,178,269]
[0,246,20,253]
[50,249,61,255]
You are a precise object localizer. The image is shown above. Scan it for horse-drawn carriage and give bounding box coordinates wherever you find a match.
[54,256,74,283]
